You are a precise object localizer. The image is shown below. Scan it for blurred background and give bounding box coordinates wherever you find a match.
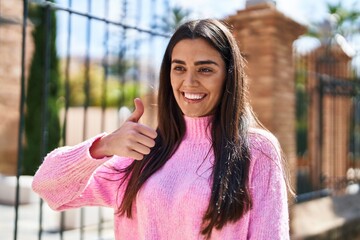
[0,0,359,239]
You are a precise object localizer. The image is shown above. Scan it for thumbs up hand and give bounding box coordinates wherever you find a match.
[126,98,145,123]
[90,98,157,160]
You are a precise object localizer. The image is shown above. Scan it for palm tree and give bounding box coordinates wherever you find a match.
[160,6,191,34]
[307,1,360,45]
[327,2,360,38]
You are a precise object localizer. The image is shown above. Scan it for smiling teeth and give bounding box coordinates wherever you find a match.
[184,93,205,100]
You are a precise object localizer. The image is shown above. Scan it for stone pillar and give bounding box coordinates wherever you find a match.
[0,0,34,175]
[226,2,305,192]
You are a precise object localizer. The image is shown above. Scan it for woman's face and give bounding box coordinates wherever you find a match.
[170,38,226,117]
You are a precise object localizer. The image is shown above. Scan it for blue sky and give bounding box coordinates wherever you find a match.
[177,0,328,24]
[55,0,360,62]
[55,0,341,24]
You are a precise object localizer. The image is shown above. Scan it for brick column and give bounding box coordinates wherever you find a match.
[307,45,353,190]
[226,2,305,191]
[0,1,34,175]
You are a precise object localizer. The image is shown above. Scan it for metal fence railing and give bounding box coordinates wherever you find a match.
[5,0,171,239]
[295,48,360,202]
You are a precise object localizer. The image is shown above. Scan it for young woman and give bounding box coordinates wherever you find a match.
[32,19,290,239]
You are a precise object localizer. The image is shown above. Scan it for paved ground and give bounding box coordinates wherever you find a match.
[0,174,115,240]
[0,202,114,240]
[292,190,360,239]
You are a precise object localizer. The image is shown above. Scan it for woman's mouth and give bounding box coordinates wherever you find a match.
[183,92,206,101]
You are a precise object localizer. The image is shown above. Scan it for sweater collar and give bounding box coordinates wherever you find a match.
[183,115,212,143]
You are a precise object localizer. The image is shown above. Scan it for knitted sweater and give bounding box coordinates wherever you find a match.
[32,116,289,240]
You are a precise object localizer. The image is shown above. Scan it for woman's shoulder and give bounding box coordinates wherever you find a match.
[247,128,283,178]
[248,127,279,149]
[247,127,281,162]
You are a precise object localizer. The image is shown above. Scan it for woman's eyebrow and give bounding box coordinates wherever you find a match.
[171,59,219,66]
[171,59,185,64]
[194,60,219,66]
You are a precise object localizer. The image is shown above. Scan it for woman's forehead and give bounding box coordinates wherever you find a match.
[171,39,223,63]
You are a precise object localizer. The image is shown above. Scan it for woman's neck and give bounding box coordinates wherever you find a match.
[182,115,213,143]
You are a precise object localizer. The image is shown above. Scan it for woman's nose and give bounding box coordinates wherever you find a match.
[183,71,199,86]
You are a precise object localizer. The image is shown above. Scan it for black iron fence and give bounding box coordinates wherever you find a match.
[3,0,360,238]
[295,48,360,202]
[6,0,171,239]
[318,75,360,188]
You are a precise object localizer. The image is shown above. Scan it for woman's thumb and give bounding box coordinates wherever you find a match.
[126,98,144,123]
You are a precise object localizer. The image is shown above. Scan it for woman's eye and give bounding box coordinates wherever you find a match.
[199,68,212,73]
[173,66,185,72]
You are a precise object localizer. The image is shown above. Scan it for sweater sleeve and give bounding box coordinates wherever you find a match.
[247,130,290,239]
[32,133,134,211]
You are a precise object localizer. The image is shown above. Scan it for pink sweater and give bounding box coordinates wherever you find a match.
[32,116,289,240]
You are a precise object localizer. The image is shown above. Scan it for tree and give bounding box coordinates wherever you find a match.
[23,1,61,175]
[60,60,143,108]
[160,6,191,34]
[307,1,360,44]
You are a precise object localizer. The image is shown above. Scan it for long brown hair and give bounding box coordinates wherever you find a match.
[118,19,253,238]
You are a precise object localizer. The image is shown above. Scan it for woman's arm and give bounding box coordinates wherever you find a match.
[32,134,131,210]
[247,130,290,239]
[32,98,157,211]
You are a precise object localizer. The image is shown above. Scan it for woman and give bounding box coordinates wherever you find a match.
[32,19,290,239]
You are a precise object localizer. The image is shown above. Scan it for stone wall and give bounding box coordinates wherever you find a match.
[0,0,34,175]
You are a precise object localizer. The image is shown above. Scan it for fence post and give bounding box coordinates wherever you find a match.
[0,0,34,176]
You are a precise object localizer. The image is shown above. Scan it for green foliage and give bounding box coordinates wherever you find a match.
[296,83,308,157]
[160,5,191,33]
[59,61,145,108]
[295,52,309,157]
[306,1,360,41]
[327,1,360,37]
[23,2,61,175]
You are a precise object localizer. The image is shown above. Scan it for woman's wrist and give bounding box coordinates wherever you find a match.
[89,135,111,159]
